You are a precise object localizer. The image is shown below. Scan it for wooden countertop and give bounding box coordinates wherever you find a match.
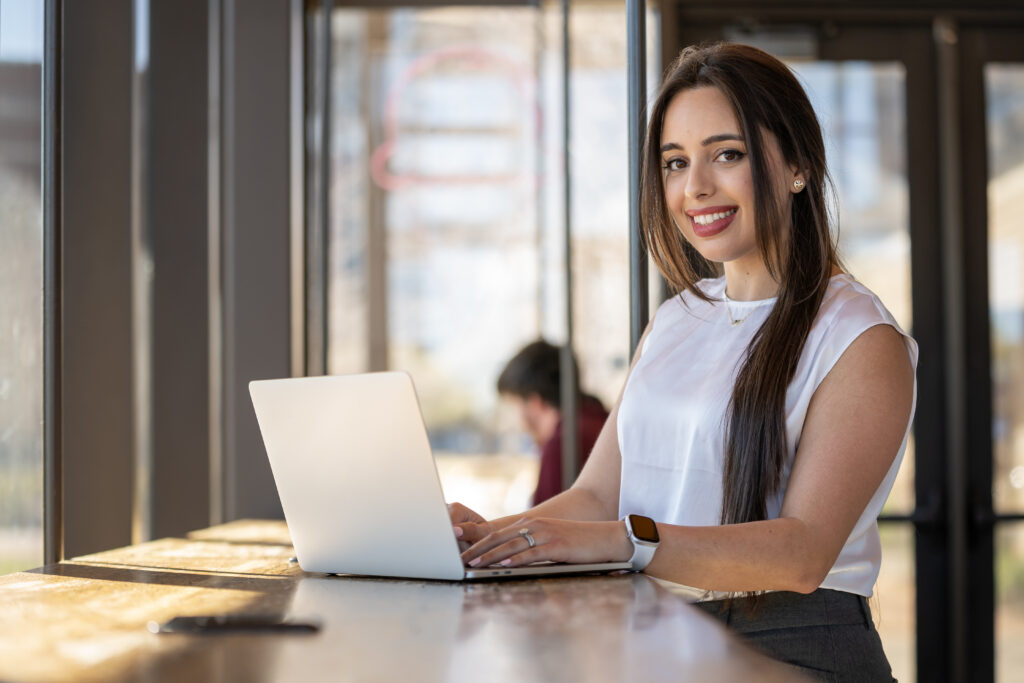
[0,520,801,682]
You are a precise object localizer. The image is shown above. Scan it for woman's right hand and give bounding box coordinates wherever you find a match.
[448,502,494,553]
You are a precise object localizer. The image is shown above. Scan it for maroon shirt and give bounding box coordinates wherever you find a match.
[532,396,609,505]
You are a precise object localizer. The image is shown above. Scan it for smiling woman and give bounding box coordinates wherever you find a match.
[659,88,805,297]
[660,90,760,285]
[450,43,917,681]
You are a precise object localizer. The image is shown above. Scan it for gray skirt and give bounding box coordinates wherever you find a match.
[694,588,896,682]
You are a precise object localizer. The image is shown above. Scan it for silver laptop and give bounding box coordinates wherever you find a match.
[249,371,631,581]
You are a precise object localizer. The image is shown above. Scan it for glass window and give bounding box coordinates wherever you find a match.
[790,60,914,682]
[0,0,44,573]
[874,524,916,683]
[987,63,1024,516]
[996,523,1024,681]
[792,60,914,514]
[325,3,658,519]
[986,62,1024,682]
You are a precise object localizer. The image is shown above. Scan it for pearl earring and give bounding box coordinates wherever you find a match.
[793,178,805,190]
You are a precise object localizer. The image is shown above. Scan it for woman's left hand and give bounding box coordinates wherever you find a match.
[461,517,633,569]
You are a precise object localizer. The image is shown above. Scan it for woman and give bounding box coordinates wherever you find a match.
[451,43,916,680]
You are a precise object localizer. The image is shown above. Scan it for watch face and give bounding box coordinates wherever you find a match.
[629,515,659,543]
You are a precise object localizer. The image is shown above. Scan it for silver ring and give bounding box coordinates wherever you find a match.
[518,528,536,548]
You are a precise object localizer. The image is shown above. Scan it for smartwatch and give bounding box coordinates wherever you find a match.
[622,514,660,572]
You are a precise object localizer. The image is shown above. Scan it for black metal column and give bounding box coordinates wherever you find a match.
[43,0,63,565]
[627,0,649,355]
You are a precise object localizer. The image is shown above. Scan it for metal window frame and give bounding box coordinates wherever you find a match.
[58,0,137,560]
[130,0,153,547]
[627,0,649,356]
[148,0,217,540]
[957,24,1024,682]
[208,0,225,527]
[304,0,331,378]
[219,0,296,521]
[560,0,579,491]
[41,0,305,559]
[43,0,63,566]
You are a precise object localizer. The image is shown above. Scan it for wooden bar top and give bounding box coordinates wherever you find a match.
[0,520,801,682]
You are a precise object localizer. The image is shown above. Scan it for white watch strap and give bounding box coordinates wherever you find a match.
[624,516,659,572]
[628,539,657,572]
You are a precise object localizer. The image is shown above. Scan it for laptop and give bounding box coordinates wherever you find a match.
[249,371,631,581]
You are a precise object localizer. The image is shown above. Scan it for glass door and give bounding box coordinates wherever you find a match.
[670,12,1024,682]
[670,18,941,683]
[961,26,1024,682]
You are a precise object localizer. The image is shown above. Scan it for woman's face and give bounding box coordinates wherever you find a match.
[659,86,800,276]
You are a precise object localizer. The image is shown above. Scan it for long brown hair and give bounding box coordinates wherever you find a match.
[639,43,837,527]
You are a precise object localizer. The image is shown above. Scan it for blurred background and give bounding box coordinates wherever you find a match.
[2,1,1023,681]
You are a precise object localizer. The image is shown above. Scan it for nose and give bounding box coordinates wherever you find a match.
[684,160,713,200]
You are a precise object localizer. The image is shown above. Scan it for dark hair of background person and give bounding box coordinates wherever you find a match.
[497,340,581,407]
[639,42,838,529]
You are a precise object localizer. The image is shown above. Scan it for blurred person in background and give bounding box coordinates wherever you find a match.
[497,340,608,505]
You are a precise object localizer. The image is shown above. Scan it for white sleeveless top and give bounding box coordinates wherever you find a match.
[617,274,918,598]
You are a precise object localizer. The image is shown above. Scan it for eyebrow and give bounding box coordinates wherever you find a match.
[660,133,745,153]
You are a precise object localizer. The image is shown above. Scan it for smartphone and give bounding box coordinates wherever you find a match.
[148,614,321,635]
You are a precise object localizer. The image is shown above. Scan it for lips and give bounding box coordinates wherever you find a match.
[687,206,738,238]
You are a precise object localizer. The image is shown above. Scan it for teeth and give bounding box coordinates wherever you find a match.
[693,209,736,225]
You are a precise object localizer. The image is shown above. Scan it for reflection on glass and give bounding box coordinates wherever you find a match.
[987,64,1024,515]
[0,0,44,573]
[874,524,916,683]
[327,5,657,514]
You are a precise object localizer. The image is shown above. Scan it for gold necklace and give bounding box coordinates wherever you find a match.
[723,294,755,326]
